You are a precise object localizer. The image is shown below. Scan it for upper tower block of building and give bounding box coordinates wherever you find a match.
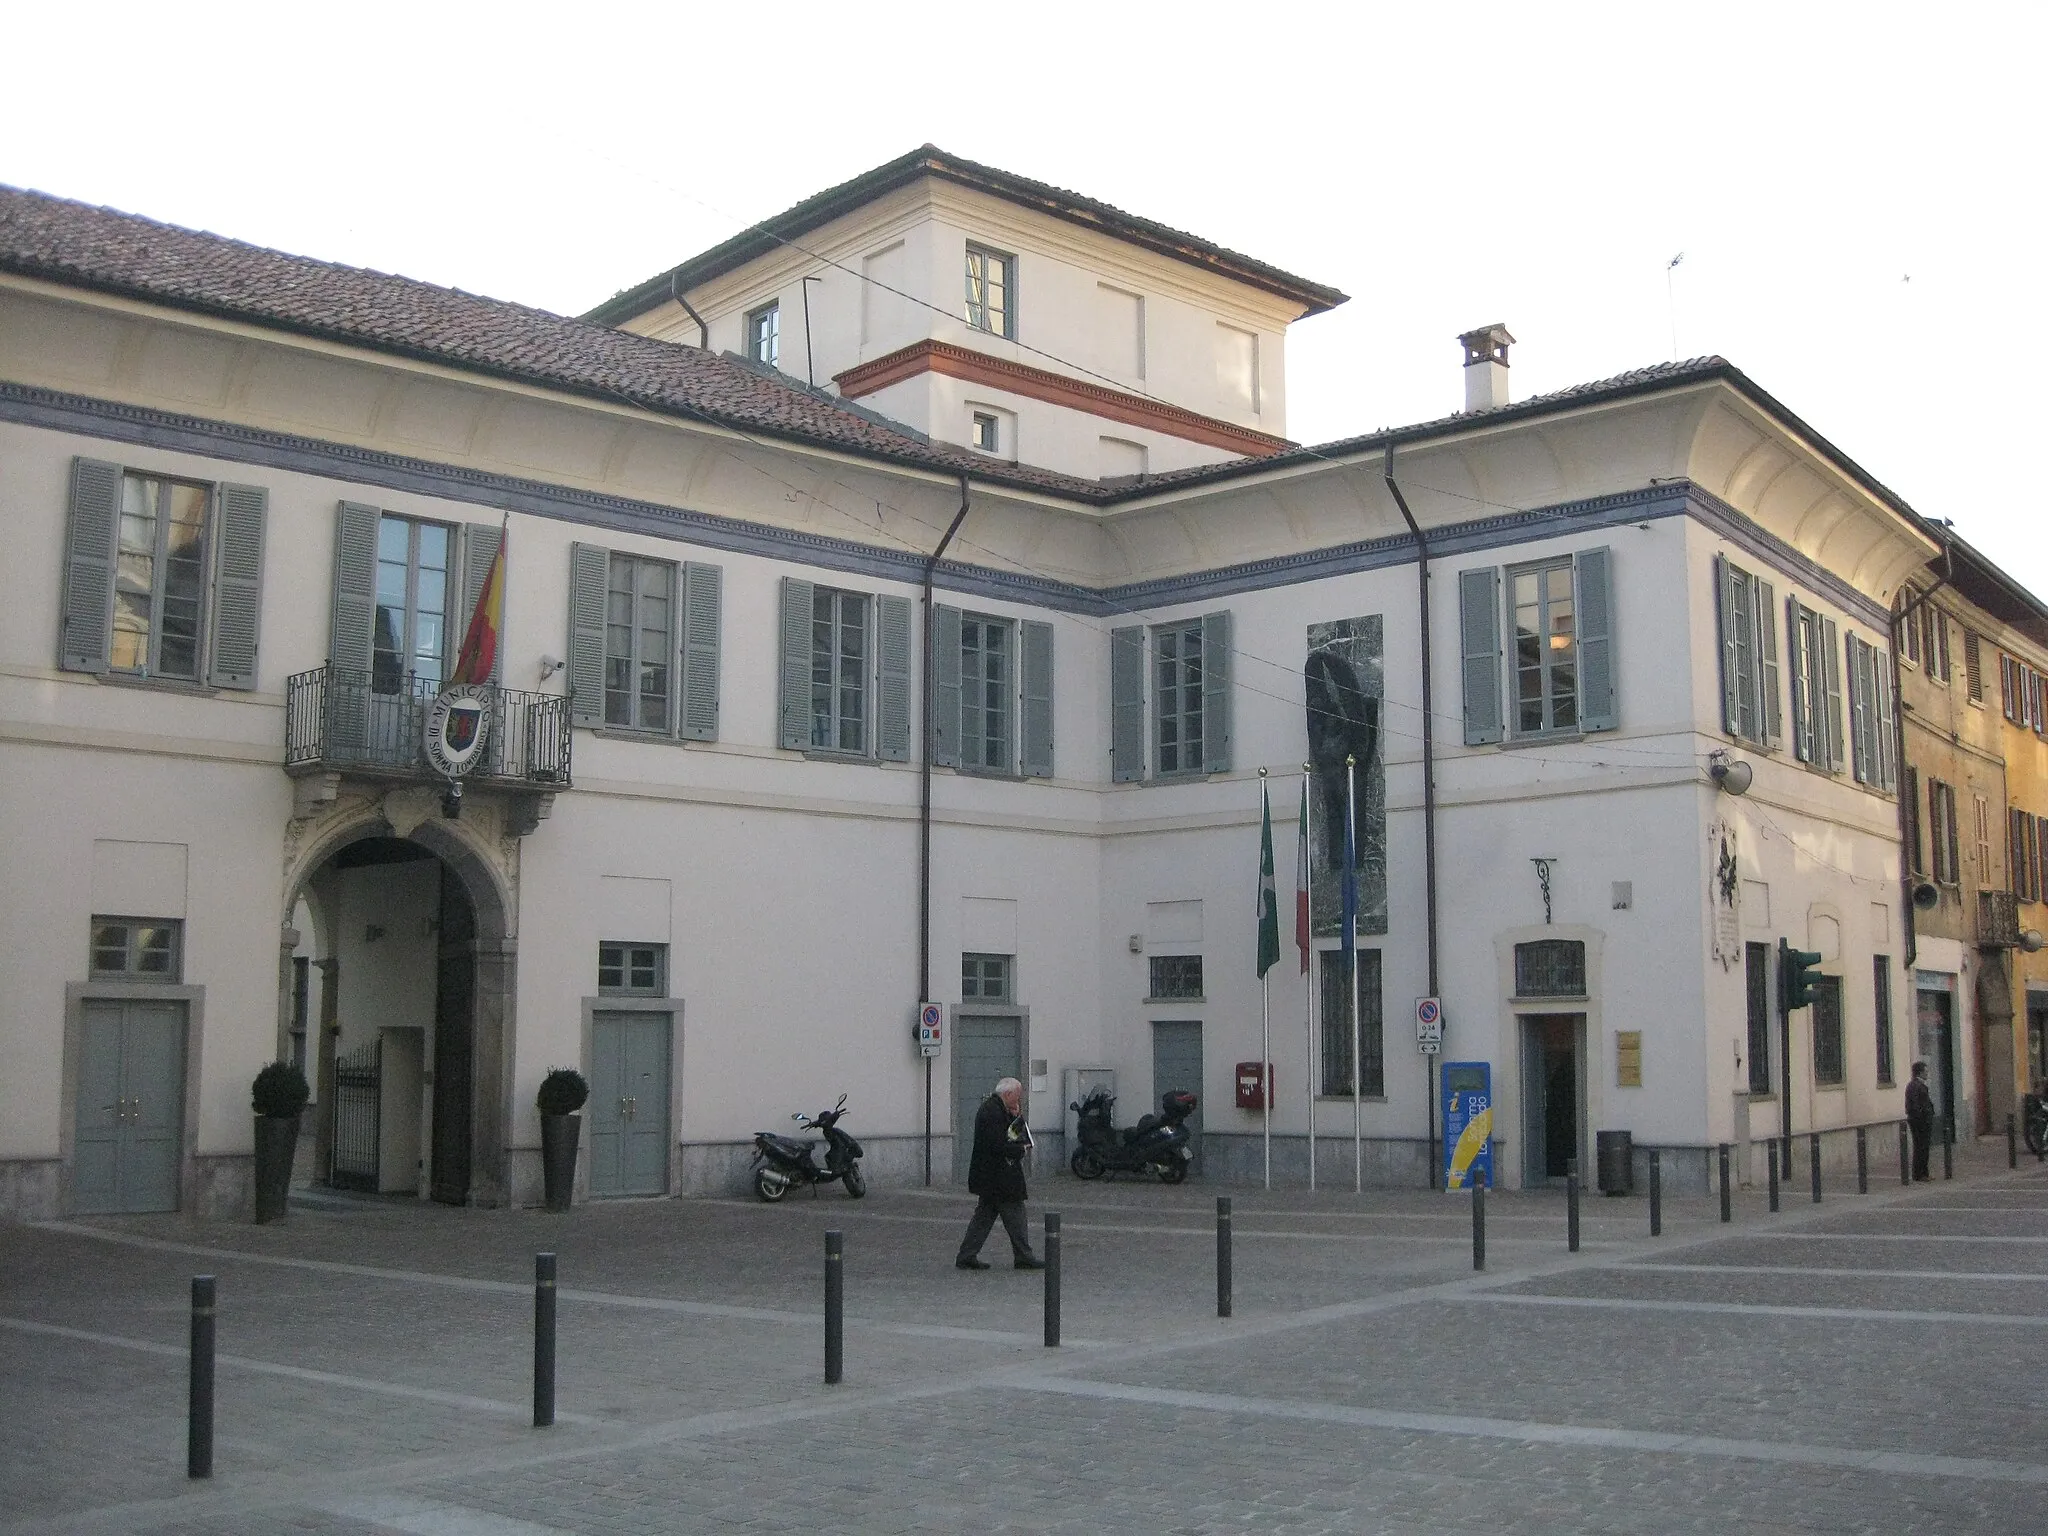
[584,146,1347,482]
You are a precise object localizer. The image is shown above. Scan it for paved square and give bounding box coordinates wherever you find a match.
[4,1141,2043,1534]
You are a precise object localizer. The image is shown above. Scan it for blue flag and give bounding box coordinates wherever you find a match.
[1341,758,1358,976]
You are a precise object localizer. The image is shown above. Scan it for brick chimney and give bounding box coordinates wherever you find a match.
[1459,324,1515,412]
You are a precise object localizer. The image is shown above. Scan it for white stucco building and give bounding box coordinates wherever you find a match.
[0,148,1951,1219]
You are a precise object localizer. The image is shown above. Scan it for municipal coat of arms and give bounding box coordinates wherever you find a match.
[423,684,493,778]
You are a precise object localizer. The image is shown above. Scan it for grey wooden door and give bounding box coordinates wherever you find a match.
[74,999,185,1214]
[952,1014,1022,1183]
[1152,1020,1204,1175]
[588,1011,671,1197]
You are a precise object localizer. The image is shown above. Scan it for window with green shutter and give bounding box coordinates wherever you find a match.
[59,458,267,689]
[1463,548,1614,743]
[568,543,721,740]
[1716,557,1780,748]
[775,576,908,763]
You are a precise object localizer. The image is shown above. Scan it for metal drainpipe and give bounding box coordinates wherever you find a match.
[1382,446,1443,1188]
[668,273,710,350]
[920,478,973,1186]
[1891,533,1956,971]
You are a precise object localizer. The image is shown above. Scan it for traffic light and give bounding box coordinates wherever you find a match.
[1779,937,1823,1012]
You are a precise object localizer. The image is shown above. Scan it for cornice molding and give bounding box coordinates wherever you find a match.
[833,340,1290,459]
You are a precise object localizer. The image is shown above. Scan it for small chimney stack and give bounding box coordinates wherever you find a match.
[1459,323,1515,412]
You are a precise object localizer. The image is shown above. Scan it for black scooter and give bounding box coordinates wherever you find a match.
[1069,1087,1197,1183]
[752,1094,866,1201]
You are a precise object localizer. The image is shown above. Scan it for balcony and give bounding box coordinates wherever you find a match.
[1978,889,2021,949]
[285,667,571,828]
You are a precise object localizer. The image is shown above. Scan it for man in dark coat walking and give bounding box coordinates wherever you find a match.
[956,1077,1044,1270]
[1905,1060,1936,1181]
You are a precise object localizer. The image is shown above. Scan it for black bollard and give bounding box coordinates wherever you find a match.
[1899,1122,1911,1186]
[187,1276,215,1479]
[1566,1158,1581,1253]
[1649,1150,1662,1237]
[1810,1133,1822,1204]
[1044,1213,1061,1348]
[1471,1181,1486,1271]
[532,1253,556,1428]
[1767,1139,1780,1212]
[2008,1113,2018,1171]
[1718,1143,1731,1224]
[1857,1127,1869,1194]
[1216,1197,1233,1319]
[824,1230,843,1385]
[1942,1117,1954,1182]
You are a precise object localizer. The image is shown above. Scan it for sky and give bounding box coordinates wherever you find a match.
[8,1,2043,594]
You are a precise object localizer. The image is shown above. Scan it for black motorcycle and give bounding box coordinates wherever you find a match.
[1069,1087,1197,1183]
[752,1094,866,1201]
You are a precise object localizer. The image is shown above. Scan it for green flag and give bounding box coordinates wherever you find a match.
[1256,777,1280,978]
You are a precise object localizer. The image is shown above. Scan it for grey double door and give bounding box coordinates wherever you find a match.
[953,1014,1023,1183]
[1152,1020,1204,1175]
[74,1000,185,1214]
[588,1012,671,1197]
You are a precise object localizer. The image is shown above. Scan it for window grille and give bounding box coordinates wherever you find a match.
[1514,939,1586,997]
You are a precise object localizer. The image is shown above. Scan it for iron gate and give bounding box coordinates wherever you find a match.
[331,1040,381,1191]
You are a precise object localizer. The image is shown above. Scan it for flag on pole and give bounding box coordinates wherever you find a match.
[450,523,506,686]
[1295,775,1312,974]
[1256,776,1280,979]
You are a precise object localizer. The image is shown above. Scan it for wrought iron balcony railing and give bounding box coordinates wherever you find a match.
[1978,889,2021,949]
[285,666,572,790]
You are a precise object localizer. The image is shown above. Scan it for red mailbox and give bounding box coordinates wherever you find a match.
[1235,1060,1273,1110]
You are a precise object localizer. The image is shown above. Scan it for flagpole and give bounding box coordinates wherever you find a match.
[1302,765,1315,1194]
[1348,754,1361,1195]
[1259,772,1272,1191]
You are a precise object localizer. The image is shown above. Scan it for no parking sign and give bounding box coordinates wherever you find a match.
[916,1002,942,1058]
[1415,995,1443,1054]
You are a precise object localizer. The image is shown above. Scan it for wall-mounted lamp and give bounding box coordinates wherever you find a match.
[1707,750,1753,796]
[538,655,565,683]
[2021,929,2046,955]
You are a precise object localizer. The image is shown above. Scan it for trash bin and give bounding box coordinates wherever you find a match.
[1595,1130,1633,1196]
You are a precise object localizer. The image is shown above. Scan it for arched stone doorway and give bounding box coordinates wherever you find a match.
[282,808,517,1207]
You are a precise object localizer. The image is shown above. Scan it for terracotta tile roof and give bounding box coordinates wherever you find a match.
[0,182,1114,499]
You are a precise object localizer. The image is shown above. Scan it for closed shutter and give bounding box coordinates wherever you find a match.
[1821,618,1844,771]
[931,603,962,769]
[330,501,380,676]
[1459,566,1502,745]
[1758,580,1781,746]
[207,482,267,690]
[1904,766,1922,873]
[1201,610,1233,774]
[1848,637,1876,785]
[60,457,121,673]
[1020,619,1054,779]
[1575,547,1615,732]
[777,577,813,751]
[1110,625,1145,782]
[678,561,721,741]
[877,595,913,762]
[567,543,608,727]
[458,523,503,684]
[1715,556,1740,735]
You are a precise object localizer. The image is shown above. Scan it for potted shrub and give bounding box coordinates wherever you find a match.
[537,1067,588,1212]
[251,1061,310,1224]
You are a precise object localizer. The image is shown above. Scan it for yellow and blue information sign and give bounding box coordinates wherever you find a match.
[1441,1060,1493,1190]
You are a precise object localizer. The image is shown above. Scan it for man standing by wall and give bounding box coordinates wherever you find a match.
[1906,1060,1936,1182]
[955,1078,1044,1270]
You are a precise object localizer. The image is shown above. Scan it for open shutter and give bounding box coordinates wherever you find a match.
[1575,547,1615,732]
[1875,648,1897,791]
[207,482,267,690]
[60,457,121,673]
[1757,580,1781,746]
[1715,556,1740,735]
[1847,638,1873,785]
[1821,619,1845,771]
[1021,619,1054,779]
[777,577,813,750]
[1459,566,1502,745]
[931,603,962,768]
[567,543,608,727]
[458,523,503,684]
[330,501,379,676]
[1110,625,1145,782]
[1201,610,1233,774]
[679,561,721,741]
[877,594,913,762]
